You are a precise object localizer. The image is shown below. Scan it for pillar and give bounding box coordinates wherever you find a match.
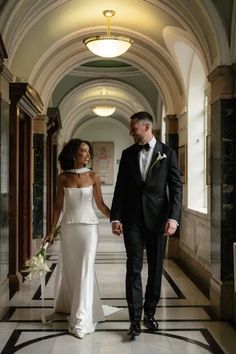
[208,64,236,319]
[164,114,180,257]
[32,116,47,239]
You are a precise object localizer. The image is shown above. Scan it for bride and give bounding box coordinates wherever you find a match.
[43,138,110,339]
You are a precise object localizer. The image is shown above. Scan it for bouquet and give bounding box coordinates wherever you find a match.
[22,242,52,323]
[22,242,51,279]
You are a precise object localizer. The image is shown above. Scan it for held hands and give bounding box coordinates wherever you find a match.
[164,220,178,237]
[112,222,123,236]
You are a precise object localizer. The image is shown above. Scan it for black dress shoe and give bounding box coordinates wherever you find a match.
[127,321,141,336]
[143,315,159,331]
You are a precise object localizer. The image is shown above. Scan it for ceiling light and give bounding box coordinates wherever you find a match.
[83,10,134,58]
[92,105,116,117]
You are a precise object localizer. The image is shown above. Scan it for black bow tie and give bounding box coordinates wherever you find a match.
[137,143,150,151]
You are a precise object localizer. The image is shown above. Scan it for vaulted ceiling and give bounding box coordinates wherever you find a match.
[0,0,235,138]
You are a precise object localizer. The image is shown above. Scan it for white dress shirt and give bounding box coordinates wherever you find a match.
[139,136,156,181]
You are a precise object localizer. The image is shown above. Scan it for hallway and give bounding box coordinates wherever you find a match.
[0,220,235,354]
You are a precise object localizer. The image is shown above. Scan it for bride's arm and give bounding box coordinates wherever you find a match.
[93,173,110,218]
[42,174,64,245]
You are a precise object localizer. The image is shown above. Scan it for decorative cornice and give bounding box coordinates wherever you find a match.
[0,65,15,82]
[164,114,177,120]
[10,82,44,118]
[208,65,235,101]
[208,65,232,83]
[70,65,140,78]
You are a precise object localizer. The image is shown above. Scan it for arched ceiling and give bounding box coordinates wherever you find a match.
[0,0,233,139]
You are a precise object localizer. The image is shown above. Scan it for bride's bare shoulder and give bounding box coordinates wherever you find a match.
[90,171,101,184]
[58,172,69,183]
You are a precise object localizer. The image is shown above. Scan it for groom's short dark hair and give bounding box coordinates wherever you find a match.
[130,111,153,123]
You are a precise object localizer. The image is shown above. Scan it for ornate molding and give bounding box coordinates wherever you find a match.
[208,65,235,102]
[10,82,44,118]
[0,65,15,82]
[33,115,48,134]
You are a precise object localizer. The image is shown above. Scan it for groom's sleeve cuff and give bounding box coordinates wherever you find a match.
[168,219,179,227]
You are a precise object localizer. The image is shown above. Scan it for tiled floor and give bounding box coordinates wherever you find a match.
[1,220,236,354]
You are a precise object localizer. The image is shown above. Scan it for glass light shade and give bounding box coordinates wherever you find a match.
[92,105,116,116]
[83,35,134,58]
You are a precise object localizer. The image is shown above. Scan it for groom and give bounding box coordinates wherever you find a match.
[111,111,182,336]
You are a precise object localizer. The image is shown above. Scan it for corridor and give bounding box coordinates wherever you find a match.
[0,220,235,354]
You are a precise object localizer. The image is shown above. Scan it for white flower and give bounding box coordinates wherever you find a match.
[149,152,167,170]
[22,242,51,279]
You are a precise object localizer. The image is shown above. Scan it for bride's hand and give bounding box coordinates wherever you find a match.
[42,232,54,246]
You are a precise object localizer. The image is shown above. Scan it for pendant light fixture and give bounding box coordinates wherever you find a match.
[92,105,116,117]
[83,10,134,58]
[92,89,116,117]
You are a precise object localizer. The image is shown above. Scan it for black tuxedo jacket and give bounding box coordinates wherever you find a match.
[111,140,183,234]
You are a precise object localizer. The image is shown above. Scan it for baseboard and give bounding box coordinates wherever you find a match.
[174,248,211,298]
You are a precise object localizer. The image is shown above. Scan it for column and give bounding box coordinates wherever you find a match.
[164,114,179,153]
[0,35,13,314]
[164,114,180,258]
[208,64,236,319]
[32,116,47,239]
[46,107,61,233]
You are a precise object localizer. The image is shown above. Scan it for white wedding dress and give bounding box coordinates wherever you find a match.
[54,181,105,336]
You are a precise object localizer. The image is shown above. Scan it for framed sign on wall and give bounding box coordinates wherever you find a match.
[92,142,114,185]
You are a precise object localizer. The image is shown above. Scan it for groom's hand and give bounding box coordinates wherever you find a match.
[112,222,123,236]
[164,219,178,236]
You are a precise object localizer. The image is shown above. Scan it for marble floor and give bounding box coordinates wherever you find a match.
[1,220,236,354]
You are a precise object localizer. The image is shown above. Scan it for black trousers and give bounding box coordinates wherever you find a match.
[123,222,167,321]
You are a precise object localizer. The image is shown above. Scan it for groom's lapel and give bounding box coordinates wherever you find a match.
[151,141,162,165]
[146,141,163,179]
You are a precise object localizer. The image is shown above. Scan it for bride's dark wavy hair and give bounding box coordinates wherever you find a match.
[58,138,94,171]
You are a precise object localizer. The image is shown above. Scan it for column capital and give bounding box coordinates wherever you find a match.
[164,114,178,120]
[208,65,232,82]
[164,114,178,134]
[33,115,48,134]
[47,107,62,135]
[208,64,235,102]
